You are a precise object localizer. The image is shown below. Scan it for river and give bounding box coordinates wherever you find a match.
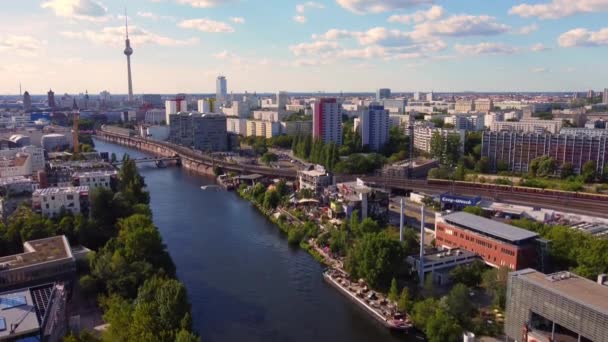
[94,138,415,342]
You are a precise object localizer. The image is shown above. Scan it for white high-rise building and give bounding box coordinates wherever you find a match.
[413,92,422,101]
[216,76,227,104]
[197,98,217,114]
[313,98,342,145]
[360,103,389,151]
[426,92,434,102]
[603,88,608,104]
[165,99,187,124]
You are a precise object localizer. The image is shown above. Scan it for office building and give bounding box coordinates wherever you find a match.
[505,269,608,342]
[0,283,69,341]
[32,186,89,217]
[360,103,389,151]
[22,91,31,111]
[216,76,227,104]
[413,126,465,153]
[455,100,474,112]
[47,89,55,108]
[435,211,539,270]
[165,98,187,124]
[142,94,162,107]
[376,88,391,101]
[491,119,563,134]
[41,134,71,151]
[277,91,289,114]
[313,98,342,145]
[604,88,608,104]
[144,108,165,125]
[246,120,280,138]
[169,112,228,151]
[482,131,608,175]
[407,248,479,285]
[0,235,76,290]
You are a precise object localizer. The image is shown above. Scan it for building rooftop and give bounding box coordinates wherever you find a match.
[417,248,478,264]
[0,176,33,186]
[513,269,608,316]
[33,186,89,196]
[72,170,117,178]
[442,211,539,243]
[0,236,73,272]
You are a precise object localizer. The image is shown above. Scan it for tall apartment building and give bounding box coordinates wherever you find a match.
[280,121,312,136]
[227,117,247,135]
[603,88,608,104]
[445,114,485,131]
[376,88,391,101]
[413,126,465,153]
[505,269,608,342]
[491,119,563,134]
[484,112,504,128]
[165,98,187,125]
[360,104,389,151]
[474,98,494,112]
[455,100,474,112]
[435,211,540,270]
[222,100,249,118]
[169,112,228,151]
[216,76,227,104]
[313,98,342,145]
[32,186,90,217]
[482,131,608,175]
[380,99,407,114]
[560,127,608,137]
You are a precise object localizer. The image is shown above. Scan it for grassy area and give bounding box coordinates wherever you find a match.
[465,172,607,193]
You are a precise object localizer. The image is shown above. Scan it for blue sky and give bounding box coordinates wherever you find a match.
[1,0,607,94]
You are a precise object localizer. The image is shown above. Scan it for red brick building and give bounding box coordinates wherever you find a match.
[435,212,539,270]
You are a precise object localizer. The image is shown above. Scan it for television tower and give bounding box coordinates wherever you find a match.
[124,9,134,102]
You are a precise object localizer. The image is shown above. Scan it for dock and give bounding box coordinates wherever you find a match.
[323,269,413,332]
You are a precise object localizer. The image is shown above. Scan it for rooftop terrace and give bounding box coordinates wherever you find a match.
[0,236,73,272]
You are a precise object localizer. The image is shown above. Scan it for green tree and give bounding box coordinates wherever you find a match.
[388,278,399,302]
[446,283,475,324]
[397,287,412,313]
[425,308,463,342]
[448,260,485,287]
[260,152,278,165]
[582,160,597,183]
[263,190,280,210]
[411,297,438,328]
[482,266,509,310]
[454,161,466,181]
[561,162,574,179]
[474,157,490,173]
[345,232,406,289]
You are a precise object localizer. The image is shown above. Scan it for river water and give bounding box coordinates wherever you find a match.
[94,138,415,342]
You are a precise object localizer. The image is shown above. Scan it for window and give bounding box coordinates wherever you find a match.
[0,317,5,332]
[67,194,74,200]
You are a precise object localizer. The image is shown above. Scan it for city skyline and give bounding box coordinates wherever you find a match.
[1,0,608,94]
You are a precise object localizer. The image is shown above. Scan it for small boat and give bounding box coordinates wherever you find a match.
[200,185,221,191]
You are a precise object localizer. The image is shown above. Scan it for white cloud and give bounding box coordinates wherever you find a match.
[137,11,175,21]
[0,35,45,57]
[178,19,235,33]
[530,43,551,52]
[515,23,539,35]
[61,26,199,47]
[290,40,340,56]
[294,2,325,24]
[410,15,510,39]
[311,27,411,46]
[558,27,608,47]
[230,17,245,24]
[293,15,307,23]
[509,0,608,20]
[336,0,433,14]
[388,5,444,24]
[41,0,108,21]
[312,29,353,40]
[531,67,550,73]
[175,0,234,8]
[296,1,325,13]
[455,42,519,55]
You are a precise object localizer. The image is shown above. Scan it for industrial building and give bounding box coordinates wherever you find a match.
[435,211,540,270]
[169,112,228,151]
[505,269,608,342]
[0,236,76,290]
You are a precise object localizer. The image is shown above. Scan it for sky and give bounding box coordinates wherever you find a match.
[1,0,607,95]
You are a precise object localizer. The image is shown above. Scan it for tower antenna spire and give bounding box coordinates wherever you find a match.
[125,7,129,39]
